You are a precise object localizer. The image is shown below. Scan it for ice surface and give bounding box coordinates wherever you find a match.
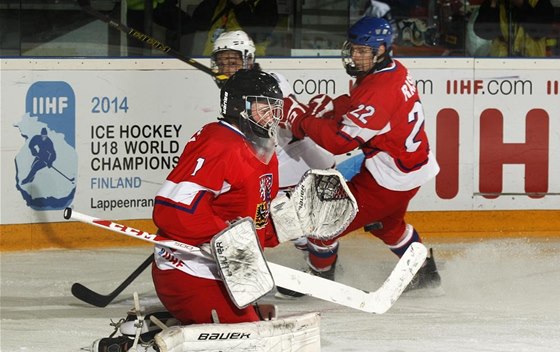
[1,236,559,351]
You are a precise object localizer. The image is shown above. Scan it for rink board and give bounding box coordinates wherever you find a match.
[1,210,559,251]
[1,58,559,250]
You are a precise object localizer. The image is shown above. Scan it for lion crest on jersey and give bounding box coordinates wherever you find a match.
[254,174,273,228]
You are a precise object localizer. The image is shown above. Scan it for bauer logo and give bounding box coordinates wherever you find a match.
[197,332,251,340]
[14,81,78,210]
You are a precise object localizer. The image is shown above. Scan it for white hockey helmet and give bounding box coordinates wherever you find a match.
[212,30,256,72]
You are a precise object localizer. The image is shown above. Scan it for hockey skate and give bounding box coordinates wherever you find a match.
[92,335,134,352]
[89,309,175,352]
[87,292,177,352]
[404,247,441,292]
[275,260,337,299]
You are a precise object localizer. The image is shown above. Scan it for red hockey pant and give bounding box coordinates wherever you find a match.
[152,264,260,324]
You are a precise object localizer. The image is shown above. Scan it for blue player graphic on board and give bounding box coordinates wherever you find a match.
[15,81,78,210]
[21,128,58,185]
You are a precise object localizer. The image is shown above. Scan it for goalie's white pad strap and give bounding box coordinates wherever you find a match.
[271,192,305,243]
[211,218,275,308]
[292,169,358,240]
[155,312,321,352]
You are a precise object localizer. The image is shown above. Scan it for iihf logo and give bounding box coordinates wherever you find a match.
[14,81,78,210]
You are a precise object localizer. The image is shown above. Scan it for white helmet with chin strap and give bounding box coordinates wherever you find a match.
[212,30,256,69]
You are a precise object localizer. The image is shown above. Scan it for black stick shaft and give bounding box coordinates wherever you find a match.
[71,254,153,307]
[76,0,228,82]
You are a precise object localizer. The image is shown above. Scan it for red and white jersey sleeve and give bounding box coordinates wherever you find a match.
[300,60,439,191]
[152,121,279,279]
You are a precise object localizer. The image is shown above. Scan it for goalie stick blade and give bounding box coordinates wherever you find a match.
[269,242,428,314]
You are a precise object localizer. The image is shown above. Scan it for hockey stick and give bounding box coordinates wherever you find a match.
[64,208,427,314]
[71,254,153,307]
[76,0,228,84]
[51,165,75,183]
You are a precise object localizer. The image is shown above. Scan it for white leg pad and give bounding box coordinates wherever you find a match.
[154,312,321,352]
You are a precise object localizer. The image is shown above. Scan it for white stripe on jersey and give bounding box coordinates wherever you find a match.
[365,151,440,191]
[341,114,391,141]
[154,245,221,280]
[157,180,232,205]
[388,224,414,249]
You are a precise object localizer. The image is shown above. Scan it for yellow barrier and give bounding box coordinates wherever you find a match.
[1,210,559,252]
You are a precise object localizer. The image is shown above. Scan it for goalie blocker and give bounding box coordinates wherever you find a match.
[211,218,275,308]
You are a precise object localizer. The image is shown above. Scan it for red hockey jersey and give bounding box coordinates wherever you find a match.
[300,60,439,191]
[153,121,279,248]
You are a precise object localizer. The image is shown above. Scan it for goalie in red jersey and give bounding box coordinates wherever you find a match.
[91,70,356,351]
[151,69,285,324]
[278,16,442,296]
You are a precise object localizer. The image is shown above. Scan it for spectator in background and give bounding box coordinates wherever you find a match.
[126,0,196,55]
[193,0,279,56]
[363,0,399,43]
[363,0,392,18]
[473,0,554,57]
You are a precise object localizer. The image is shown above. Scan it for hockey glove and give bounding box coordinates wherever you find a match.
[271,169,358,241]
[280,95,308,139]
[307,94,334,118]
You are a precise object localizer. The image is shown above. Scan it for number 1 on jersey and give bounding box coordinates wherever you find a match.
[191,157,205,176]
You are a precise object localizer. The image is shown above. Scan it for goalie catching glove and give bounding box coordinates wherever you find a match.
[271,169,358,242]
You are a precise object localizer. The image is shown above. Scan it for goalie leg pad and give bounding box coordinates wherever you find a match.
[155,312,321,352]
